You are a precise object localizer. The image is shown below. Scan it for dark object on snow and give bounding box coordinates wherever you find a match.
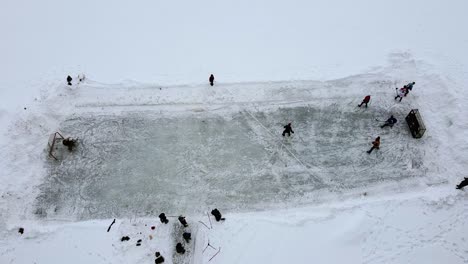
[67,75,72,85]
[18,228,24,234]
[155,252,165,263]
[367,136,380,154]
[176,243,186,254]
[211,208,225,222]
[405,109,426,138]
[178,216,188,227]
[136,239,142,246]
[358,95,371,108]
[107,219,116,232]
[381,115,397,128]
[151,226,156,230]
[282,123,294,137]
[456,178,468,189]
[183,232,191,243]
[121,236,130,241]
[209,74,215,86]
[62,137,76,151]
[159,213,169,224]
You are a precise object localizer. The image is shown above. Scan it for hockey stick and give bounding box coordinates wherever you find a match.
[107,219,116,232]
[198,221,211,230]
[207,212,212,229]
[209,247,221,262]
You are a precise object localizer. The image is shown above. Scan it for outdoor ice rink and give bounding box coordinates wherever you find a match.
[35,77,433,220]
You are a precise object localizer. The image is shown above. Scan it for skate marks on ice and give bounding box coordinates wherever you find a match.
[33,98,431,220]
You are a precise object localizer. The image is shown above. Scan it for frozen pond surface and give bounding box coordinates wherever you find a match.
[36,103,428,220]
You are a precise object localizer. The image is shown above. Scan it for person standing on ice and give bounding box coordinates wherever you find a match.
[367,136,380,154]
[176,243,185,254]
[155,252,165,263]
[403,81,415,96]
[394,87,407,102]
[381,115,397,128]
[62,137,76,151]
[211,208,225,221]
[209,74,215,86]
[282,123,294,137]
[159,213,169,224]
[358,95,371,108]
[178,216,188,227]
[456,178,468,189]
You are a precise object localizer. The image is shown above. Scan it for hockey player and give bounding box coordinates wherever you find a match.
[282,123,294,137]
[456,178,468,189]
[158,213,169,224]
[209,74,215,86]
[183,232,191,243]
[381,115,397,128]
[67,75,72,86]
[62,137,76,151]
[358,95,371,108]
[404,81,416,96]
[395,87,407,102]
[367,136,380,154]
[176,243,185,254]
[211,208,225,221]
[178,216,188,227]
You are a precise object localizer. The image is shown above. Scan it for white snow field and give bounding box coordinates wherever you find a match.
[1,0,468,263]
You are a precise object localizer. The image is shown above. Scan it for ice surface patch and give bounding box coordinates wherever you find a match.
[35,102,429,220]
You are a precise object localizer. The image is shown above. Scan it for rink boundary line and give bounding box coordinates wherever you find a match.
[73,99,313,109]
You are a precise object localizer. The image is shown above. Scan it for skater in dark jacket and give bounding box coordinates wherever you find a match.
[62,137,76,151]
[456,178,468,189]
[367,136,380,154]
[211,208,225,221]
[209,74,215,86]
[67,75,72,85]
[183,232,191,243]
[381,115,397,128]
[178,216,188,227]
[403,82,415,96]
[282,123,294,137]
[159,213,169,224]
[358,95,371,108]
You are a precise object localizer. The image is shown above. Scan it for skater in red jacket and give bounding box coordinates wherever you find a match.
[367,136,380,154]
[358,95,371,108]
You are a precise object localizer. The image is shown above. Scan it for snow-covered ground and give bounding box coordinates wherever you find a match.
[1,0,468,263]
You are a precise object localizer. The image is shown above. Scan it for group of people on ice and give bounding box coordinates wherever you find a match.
[358,82,415,154]
[282,81,416,155]
[395,81,415,102]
